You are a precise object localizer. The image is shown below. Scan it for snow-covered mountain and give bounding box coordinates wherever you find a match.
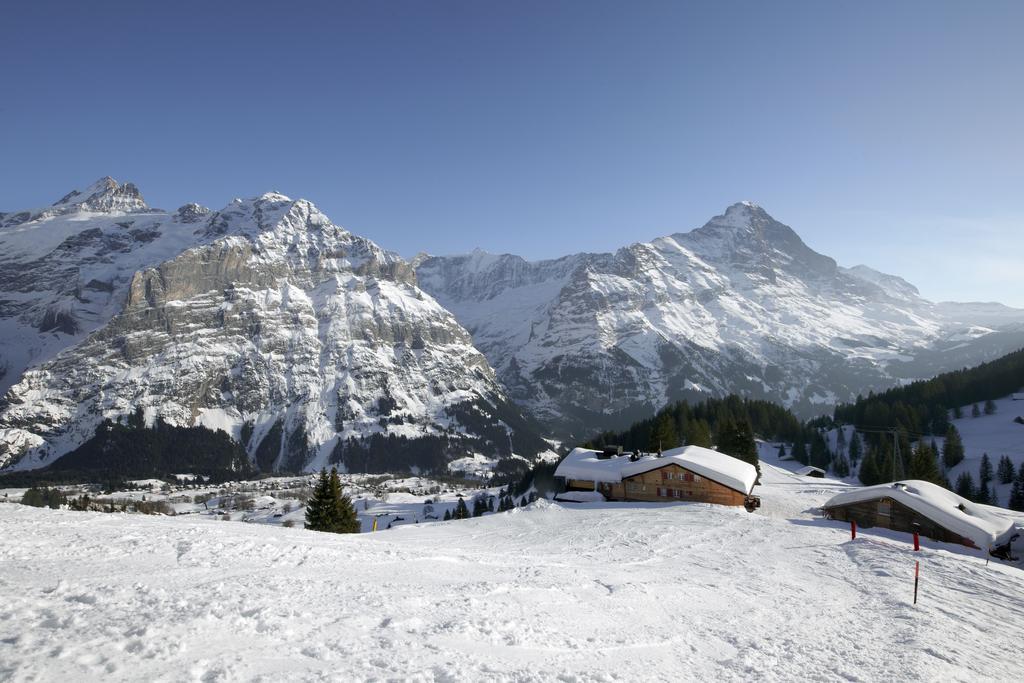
[0,179,546,472]
[416,202,1024,437]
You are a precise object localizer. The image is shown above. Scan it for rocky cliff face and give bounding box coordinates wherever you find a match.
[416,203,1024,437]
[0,183,546,472]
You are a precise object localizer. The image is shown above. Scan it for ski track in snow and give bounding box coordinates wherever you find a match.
[1,469,1023,682]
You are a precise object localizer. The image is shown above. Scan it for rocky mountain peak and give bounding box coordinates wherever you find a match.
[174,203,210,223]
[674,203,836,281]
[53,176,149,213]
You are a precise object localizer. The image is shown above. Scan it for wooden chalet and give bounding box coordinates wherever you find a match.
[822,480,1017,554]
[554,445,760,511]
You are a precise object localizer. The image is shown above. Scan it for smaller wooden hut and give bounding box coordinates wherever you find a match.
[795,465,826,478]
[822,480,1016,553]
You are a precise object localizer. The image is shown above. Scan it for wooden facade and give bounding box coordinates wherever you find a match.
[823,496,977,548]
[567,462,748,507]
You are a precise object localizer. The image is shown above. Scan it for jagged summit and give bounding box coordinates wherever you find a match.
[53,176,149,213]
[1,176,152,228]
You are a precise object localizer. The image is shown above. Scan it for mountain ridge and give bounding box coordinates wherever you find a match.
[416,203,1024,437]
[0,180,549,473]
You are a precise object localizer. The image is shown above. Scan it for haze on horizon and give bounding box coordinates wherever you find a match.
[2,1,1022,306]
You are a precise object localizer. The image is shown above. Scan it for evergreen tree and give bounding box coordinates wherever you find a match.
[931,410,950,437]
[877,446,896,483]
[858,448,883,486]
[942,425,965,469]
[953,405,963,419]
[997,455,1015,484]
[832,453,851,478]
[649,412,679,453]
[20,487,45,507]
[304,468,360,533]
[979,453,993,489]
[791,436,809,466]
[716,418,760,480]
[908,442,942,485]
[954,471,975,500]
[972,403,981,418]
[984,399,997,415]
[809,431,832,471]
[487,496,495,513]
[20,487,65,509]
[777,443,787,460]
[686,419,712,448]
[452,496,470,520]
[1009,479,1024,512]
[975,481,991,505]
[836,427,847,457]
[848,431,862,466]
[443,508,452,521]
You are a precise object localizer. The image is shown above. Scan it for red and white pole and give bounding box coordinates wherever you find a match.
[913,531,920,551]
[851,519,857,540]
[913,561,920,605]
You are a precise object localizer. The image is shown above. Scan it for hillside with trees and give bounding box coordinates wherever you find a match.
[0,411,253,486]
[833,347,1024,436]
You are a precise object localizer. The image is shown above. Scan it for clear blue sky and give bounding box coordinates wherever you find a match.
[2,1,1022,305]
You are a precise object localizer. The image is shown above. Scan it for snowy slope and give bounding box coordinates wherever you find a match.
[417,203,1024,436]
[0,181,544,473]
[1,467,1023,681]
[943,395,1024,506]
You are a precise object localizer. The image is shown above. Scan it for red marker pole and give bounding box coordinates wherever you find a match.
[913,561,920,605]
[913,531,920,551]
[851,519,857,540]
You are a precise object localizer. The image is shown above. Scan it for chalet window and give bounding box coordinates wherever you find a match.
[673,489,681,498]
[661,471,668,481]
[878,500,892,518]
[683,472,694,483]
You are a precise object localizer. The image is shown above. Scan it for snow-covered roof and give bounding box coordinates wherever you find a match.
[823,480,1016,550]
[555,445,757,495]
[795,466,826,476]
[554,490,606,503]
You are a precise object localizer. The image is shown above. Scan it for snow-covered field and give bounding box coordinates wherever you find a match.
[1,464,1022,682]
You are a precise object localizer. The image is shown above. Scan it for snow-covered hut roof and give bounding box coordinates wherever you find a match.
[555,445,757,495]
[822,480,1016,550]
[554,490,607,503]
[795,466,826,477]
